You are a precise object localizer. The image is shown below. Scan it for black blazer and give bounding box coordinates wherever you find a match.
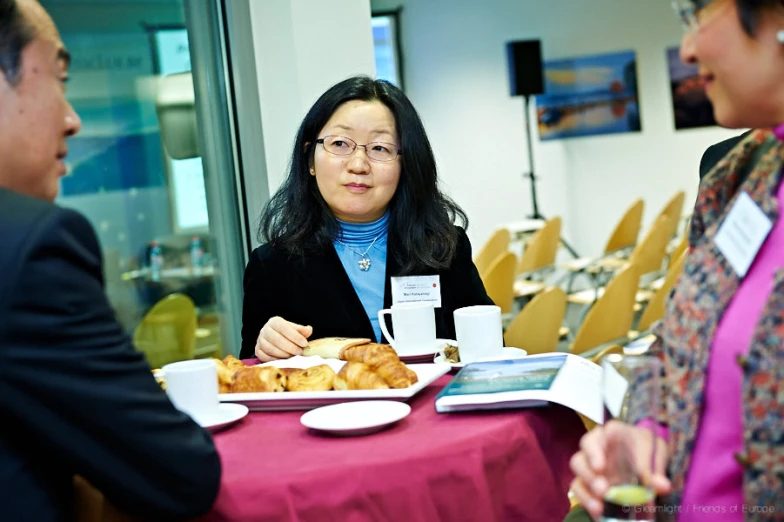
[241,226,493,358]
[699,132,749,179]
[0,189,221,522]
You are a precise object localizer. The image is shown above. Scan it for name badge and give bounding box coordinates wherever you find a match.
[714,192,772,278]
[391,275,442,307]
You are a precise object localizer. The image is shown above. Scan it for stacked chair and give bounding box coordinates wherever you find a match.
[567,215,672,309]
[474,228,510,280]
[481,252,517,317]
[563,198,644,292]
[503,287,567,355]
[513,217,562,300]
[630,249,687,337]
[132,293,219,368]
[568,264,640,356]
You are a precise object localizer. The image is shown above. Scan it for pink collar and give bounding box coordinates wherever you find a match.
[774,123,784,142]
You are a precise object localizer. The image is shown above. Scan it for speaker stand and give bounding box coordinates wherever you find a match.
[521,94,580,259]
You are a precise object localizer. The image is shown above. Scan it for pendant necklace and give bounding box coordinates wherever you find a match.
[339,235,379,271]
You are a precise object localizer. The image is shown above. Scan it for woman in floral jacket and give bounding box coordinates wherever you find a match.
[570,0,784,520]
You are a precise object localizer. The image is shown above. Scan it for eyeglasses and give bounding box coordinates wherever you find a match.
[671,0,720,32]
[316,135,401,162]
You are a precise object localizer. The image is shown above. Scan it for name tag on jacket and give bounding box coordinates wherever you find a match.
[391,275,442,307]
[714,192,772,278]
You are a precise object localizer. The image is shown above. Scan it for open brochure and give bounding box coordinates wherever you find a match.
[434,353,605,423]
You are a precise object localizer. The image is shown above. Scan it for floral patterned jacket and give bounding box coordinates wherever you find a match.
[633,130,784,519]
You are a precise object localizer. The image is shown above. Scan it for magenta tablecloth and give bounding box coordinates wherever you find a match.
[197,375,584,522]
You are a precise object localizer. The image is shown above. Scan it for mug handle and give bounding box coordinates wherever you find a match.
[377,309,396,346]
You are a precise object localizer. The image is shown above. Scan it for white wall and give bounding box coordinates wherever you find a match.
[247,0,377,205]
[370,0,740,257]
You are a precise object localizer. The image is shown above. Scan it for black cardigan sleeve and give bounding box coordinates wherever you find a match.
[240,245,275,358]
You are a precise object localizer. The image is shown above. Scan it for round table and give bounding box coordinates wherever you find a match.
[197,374,584,522]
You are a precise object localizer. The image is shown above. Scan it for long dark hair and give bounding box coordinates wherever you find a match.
[0,0,35,86]
[258,76,467,275]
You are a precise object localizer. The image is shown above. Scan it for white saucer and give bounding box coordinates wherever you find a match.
[300,400,411,436]
[433,346,528,369]
[197,403,249,433]
[396,338,455,363]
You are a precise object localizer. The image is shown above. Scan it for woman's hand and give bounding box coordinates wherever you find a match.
[254,316,313,362]
[569,421,671,520]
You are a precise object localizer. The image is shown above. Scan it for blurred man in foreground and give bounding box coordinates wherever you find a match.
[0,1,221,520]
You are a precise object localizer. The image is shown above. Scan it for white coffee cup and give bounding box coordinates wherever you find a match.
[453,305,504,363]
[378,302,437,356]
[161,359,219,426]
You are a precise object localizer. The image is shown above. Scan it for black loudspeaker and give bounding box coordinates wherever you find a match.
[506,40,544,97]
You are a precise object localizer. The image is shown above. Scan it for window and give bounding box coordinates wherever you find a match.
[372,11,403,89]
[44,0,243,367]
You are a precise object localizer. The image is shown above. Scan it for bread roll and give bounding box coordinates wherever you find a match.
[231,366,287,393]
[303,337,371,359]
[285,365,336,392]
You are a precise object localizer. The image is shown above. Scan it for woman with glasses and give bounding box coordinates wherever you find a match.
[569,0,784,520]
[240,76,492,361]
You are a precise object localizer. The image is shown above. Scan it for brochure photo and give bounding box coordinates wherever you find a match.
[434,353,603,423]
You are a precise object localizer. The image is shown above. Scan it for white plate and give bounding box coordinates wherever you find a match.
[433,346,529,369]
[300,400,411,436]
[219,363,451,411]
[396,338,456,363]
[198,403,249,433]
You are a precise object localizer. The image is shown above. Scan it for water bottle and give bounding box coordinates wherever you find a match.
[190,235,203,274]
[149,241,163,282]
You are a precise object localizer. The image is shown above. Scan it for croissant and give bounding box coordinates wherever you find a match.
[334,362,389,390]
[223,354,245,369]
[285,365,337,392]
[213,359,236,393]
[340,343,398,368]
[231,366,287,393]
[374,359,418,389]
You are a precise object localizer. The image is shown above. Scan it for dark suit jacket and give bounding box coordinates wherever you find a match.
[699,132,749,179]
[0,189,221,522]
[241,227,493,358]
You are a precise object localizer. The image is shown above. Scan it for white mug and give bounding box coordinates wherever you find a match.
[378,301,437,356]
[161,359,219,426]
[453,305,504,363]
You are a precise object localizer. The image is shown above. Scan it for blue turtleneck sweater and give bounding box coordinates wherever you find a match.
[333,212,389,342]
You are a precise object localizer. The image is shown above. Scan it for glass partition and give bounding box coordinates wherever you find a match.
[44,0,245,367]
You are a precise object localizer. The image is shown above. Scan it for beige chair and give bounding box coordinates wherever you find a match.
[512,217,562,300]
[517,216,562,275]
[570,264,639,355]
[568,216,672,307]
[475,228,511,279]
[589,344,624,365]
[626,215,672,278]
[132,293,198,369]
[482,252,517,314]
[603,199,645,254]
[503,287,567,355]
[657,190,686,240]
[564,199,644,274]
[635,250,687,334]
[668,232,688,268]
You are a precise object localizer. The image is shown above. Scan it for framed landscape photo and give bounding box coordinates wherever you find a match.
[536,50,641,141]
